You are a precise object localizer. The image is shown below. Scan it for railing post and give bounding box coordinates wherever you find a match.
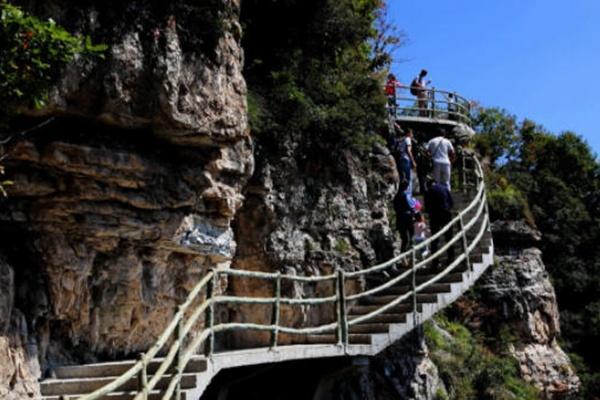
[270,272,281,348]
[175,306,184,400]
[411,249,418,327]
[453,91,459,122]
[430,88,436,118]
[459,214,472,272]
[461,150,467,194]
[137,352,148,400]
[336,269,348,348]
[204,272,215,357]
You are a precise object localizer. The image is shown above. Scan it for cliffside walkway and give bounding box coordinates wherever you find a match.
[40,95,494,400]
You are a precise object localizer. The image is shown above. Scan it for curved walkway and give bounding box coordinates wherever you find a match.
[40,119,493,400]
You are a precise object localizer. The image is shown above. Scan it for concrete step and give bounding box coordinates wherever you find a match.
[381,283,452,296]
[361,293,438,306]
[348,323,391,334]
[348,313,407,324]
[42,391,188,400]
[415,272,464,284]
[349,303,422,315]
[54,357,207,379]
[301,334,372,345]
[41,373,196,396]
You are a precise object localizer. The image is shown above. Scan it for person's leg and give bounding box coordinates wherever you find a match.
[429,216,444,269]
[441,163,451,190]
[400,158,413,194]
[399,223,409,252]
[432,162,442,185]
[418,94,427,116]
[443,212,455,262]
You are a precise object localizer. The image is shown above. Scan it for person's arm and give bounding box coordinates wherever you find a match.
[448,140,456,162]
[407,139,416,169]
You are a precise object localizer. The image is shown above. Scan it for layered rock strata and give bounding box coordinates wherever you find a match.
[0,1,251,392]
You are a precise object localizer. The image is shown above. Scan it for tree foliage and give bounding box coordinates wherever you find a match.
[242,0,400,155]
[0,1,106,110]
[473,107,600,396]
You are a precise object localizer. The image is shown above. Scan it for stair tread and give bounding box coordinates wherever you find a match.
[41,373,197,396]
[54,357,206,379]
[41,390,188,400]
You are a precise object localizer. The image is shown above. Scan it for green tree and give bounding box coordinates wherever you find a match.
[474,107,600,396]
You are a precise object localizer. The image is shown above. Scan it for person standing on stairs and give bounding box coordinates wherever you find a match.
[394,179,418,253]
[427,130,455,190]
[391,125,417,194]
[425,181,455,264]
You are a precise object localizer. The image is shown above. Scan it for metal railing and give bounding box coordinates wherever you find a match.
[389,85,472,125]
[77,154,490,400]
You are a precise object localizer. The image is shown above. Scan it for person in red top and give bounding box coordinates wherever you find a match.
[385,73,401,115]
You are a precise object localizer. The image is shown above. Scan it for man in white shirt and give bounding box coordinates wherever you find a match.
[427,132,455,190]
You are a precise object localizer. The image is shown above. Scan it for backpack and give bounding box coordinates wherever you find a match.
[410,78,420,96]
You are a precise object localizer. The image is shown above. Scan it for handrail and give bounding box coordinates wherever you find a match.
[77,154,491,400]
[389,85,472,126]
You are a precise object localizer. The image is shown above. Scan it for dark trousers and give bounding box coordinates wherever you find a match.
[399,158,412,194]
[397,213,414,252]
[429,211,454,263]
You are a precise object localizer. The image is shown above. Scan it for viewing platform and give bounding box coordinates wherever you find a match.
[390,85,475,139]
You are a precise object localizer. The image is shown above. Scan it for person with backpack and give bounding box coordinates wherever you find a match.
[411,69,431,117]
[427,130,455,190]
[391,125,417,194]
[414,140,431,195]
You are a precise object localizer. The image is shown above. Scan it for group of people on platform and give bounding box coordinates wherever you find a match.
[389,122,456,262]
[385,69,458,119]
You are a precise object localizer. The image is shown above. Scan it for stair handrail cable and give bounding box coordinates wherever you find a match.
[76,155,489,400]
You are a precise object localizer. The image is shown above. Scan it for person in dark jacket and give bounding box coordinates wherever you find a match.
[424,181,455,264]
[394,180,416,252]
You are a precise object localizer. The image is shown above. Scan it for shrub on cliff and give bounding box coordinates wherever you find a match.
[424,316,539,400]
[0,1,106,110]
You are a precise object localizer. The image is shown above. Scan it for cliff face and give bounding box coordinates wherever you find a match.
[480,221,581,397]
[0,0,251,394]
[228,137,398,346]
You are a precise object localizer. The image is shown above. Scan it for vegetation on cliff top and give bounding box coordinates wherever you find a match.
[242,0,399,156]
[473,107,600,398]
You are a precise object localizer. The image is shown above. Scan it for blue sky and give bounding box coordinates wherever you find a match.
[388,0,600,155]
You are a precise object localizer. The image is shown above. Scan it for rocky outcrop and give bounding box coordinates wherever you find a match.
[0,0,251,387]
[0,258,41,400]
[479,221,580,397]
[227,139,398,346]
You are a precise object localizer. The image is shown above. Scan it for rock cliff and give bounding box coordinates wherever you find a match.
[0,0,251,395]
[480,221,581,397]
[227,138,398,346]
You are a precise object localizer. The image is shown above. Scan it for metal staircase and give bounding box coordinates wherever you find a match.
[39,92,493,400]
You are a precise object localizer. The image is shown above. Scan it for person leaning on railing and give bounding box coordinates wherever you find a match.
[444,92,458,121]
[385,73,402,115]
